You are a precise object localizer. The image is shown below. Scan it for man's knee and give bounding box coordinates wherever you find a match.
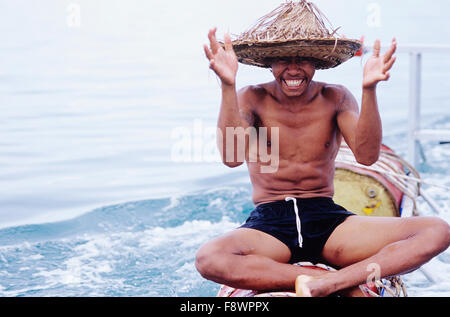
[195,241,230,281]
[420,217,450,256]
[431,218,450,252]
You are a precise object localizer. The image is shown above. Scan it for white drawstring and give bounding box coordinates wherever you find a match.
[285,197,303,248]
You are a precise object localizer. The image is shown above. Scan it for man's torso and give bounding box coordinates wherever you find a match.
[242,81,346,205]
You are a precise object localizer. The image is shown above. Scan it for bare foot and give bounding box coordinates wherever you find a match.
[295,275,314,297]
[296,274,365,297]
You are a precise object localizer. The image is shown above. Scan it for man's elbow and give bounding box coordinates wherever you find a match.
[355,153,379,166]
[222,160,244,168]
[218,149,245,168]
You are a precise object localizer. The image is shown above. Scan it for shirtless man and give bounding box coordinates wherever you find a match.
[195,28,450,297]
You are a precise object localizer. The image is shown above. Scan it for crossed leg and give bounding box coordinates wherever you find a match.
[195,228,325,291]
[297,215,450,296]
[195,216,450,296]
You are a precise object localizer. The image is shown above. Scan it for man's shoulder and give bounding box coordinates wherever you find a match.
[238,83,271,98]
[319,82,359,113]
[317,82,347,99]
[237,83,272,109]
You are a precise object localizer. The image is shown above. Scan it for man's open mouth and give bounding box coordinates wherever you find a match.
[283,78,306,89]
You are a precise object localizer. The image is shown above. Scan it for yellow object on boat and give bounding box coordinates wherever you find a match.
[333,168,399,217]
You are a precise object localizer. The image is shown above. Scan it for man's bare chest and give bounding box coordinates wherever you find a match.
[253,103,340,161]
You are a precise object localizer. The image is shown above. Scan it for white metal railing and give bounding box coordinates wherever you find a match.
[407,45,450,168]
[367,44,450,168]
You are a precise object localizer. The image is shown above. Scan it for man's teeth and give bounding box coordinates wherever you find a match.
[285,79,305,87]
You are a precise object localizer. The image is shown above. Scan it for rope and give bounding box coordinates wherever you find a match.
[337,146,450,191]
[374,277,408,297]
[359,277,407,297]
[336,146,420,212]
[335,144,449,217]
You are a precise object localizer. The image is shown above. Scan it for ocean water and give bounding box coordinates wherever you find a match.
[0,0,449,296]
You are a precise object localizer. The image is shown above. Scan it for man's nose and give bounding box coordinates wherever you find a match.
[287,62,302,73]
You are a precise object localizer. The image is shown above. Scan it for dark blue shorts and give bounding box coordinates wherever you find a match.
[240,197,355,264]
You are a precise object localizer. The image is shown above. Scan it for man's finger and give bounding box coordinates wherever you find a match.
[383,56,396,73]
[383,38,397,63]
[224,33,233,51]
[208,27,220,54]
[373,39,381,58]
[204,44,213,60]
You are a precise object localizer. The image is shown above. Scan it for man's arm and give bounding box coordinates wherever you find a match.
[337,87,382,166]
[204,28,255,167]
[337,38,397,166]
[217,85,255,167]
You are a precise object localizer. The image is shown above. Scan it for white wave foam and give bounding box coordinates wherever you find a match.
[162,194,182,212]
[138,217,239,249]
[8,217,239,296]
[32,236,117,289]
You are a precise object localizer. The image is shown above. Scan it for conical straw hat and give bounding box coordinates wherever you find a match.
[229,0,362,69]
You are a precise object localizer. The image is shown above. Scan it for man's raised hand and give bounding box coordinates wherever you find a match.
[363,38,397,89]
[204,28,238,86]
